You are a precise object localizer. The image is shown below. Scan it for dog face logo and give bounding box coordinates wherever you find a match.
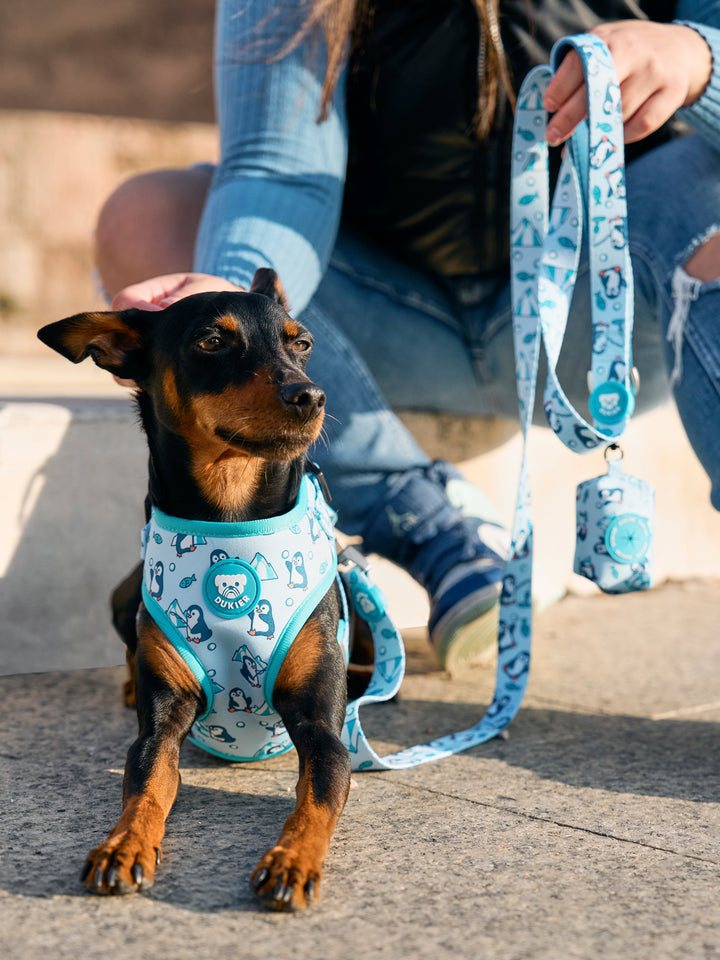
[215,572,246,599]
[203,558,260,619]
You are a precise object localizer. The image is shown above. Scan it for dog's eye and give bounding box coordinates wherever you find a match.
[196,335,225,352]
[194,334,230,355]
[291,339,311,353]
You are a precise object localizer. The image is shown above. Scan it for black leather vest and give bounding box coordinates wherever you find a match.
[342,0,681,278]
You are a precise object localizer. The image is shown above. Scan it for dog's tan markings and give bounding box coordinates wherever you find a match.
[82,798,164,894]
[194,453,264,516]
[284,320,300,340]
[138,608,203,698]
[159,369,259,512]
[161,367,184,422]
[207,376,325,450]
[162,366,322,513]
[250,770,346,910]
[81,614,201,894]
[215,315,240,335]
[275,615,324,689]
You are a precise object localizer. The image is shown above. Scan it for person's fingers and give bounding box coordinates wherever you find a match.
[546,86,589,145]
[110,273,193,310]
[623,88,678,143]
[543,49,585,114]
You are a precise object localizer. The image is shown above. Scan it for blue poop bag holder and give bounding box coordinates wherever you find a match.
[575,444,654,593]
[340,34,655,771]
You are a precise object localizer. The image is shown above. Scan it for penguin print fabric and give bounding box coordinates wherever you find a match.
[574,451,654,594]
[141,474,339,761]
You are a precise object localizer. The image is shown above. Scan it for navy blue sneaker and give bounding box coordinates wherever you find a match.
[360,462,508,671]
[427,525,507,672]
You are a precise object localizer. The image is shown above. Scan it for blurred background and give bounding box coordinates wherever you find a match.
[1,1,718,669]
[0,0,217,346]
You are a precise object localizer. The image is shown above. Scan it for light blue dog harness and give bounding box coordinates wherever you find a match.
[141,473,342,761]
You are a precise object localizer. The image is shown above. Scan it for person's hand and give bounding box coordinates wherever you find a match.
[111,272,244,311]
[110,273,244,387]
[543,21,713,145]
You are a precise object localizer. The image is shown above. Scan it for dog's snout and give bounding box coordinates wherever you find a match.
[280,382,326,418]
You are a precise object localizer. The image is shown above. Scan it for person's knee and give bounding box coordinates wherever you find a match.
[667,225,720,389]
[684,227,720,283]
[95,174,155,273]
[94,167,213,297]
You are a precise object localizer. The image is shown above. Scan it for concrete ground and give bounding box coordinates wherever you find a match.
[2,583,719,960]
[1,369,719,959]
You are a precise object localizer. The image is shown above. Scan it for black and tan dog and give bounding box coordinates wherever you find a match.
[38,270,369,911]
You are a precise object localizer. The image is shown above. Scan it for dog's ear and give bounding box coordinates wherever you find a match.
[37,309,147,379]
[249,268,289,310]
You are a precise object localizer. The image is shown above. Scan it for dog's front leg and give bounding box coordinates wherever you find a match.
[110,561,144,708]
[250,610,351,911]
[81,608,202,894]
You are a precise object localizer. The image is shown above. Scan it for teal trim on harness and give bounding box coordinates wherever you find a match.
[185,731,296,763]
[141,580,215,720]
[151,475,312,540]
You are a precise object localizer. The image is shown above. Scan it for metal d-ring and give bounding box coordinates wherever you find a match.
[604,442,624,462]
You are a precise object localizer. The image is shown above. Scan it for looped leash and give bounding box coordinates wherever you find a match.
[342,35,652,772]
[511,34,635,451]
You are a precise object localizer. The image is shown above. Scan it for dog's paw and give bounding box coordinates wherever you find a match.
[80,833,162,895]
[250,846,320,911]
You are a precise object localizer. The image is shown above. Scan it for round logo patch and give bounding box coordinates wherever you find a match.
[589,381,635,426]
[203,558,261,619]
[604,514,651,564]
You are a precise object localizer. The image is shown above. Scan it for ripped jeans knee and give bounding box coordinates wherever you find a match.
[667,225,720,386]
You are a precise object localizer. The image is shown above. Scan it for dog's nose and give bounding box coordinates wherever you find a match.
[280,382,326,419]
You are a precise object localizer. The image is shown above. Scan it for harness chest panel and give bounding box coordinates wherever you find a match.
[141,475,339,761]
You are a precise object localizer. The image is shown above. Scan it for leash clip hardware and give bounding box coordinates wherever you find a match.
[337,544,371,572]
[603,442,624,463]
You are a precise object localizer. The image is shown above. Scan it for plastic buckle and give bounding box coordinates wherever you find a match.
[337,544,370,572]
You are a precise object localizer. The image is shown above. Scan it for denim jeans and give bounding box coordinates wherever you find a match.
[302,135,720,532]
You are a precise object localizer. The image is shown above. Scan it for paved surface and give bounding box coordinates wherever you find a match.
[2,578,719,959]
[1,369,719,958]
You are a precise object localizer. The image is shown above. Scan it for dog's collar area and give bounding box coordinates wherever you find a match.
[147,473,336,540]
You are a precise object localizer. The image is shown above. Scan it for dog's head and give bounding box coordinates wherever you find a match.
[37,269,325,463]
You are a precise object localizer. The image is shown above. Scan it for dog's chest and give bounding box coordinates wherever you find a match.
[140,475,338,761]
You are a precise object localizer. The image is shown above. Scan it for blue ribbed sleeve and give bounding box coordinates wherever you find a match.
[674,1,720,150]
[193,0,348,316]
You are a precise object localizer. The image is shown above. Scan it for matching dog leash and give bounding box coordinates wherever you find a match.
[343,34,654,772]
